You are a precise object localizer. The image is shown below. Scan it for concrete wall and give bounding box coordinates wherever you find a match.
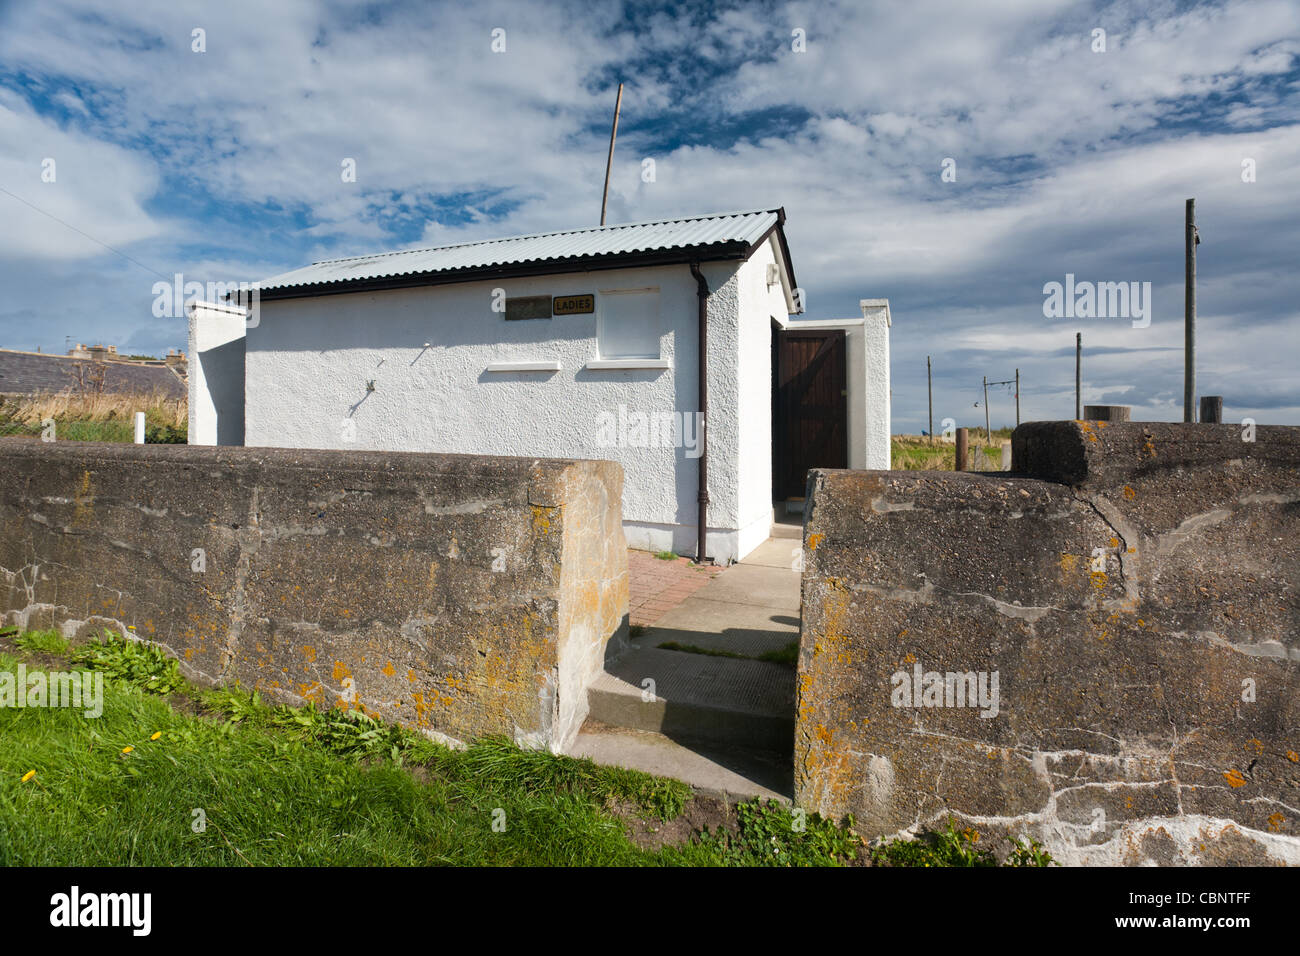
[242,255,786,562]
[796,421,1300,865]
[187,301,247,446]
[0,441,627,754]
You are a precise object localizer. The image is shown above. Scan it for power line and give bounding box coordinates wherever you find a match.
[0,184,170,282]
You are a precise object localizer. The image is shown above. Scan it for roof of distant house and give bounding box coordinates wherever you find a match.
[0,349,187,399]
[254,208,797,302]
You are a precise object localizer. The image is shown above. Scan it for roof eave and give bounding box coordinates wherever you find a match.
[254,241,757,301]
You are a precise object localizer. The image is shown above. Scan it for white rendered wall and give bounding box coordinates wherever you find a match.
[734,238,795,557]
[859,298,892,470]
[187,301,248,446]
[243,260,776,562]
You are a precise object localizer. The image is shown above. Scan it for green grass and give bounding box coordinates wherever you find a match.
[653,551,678,561]
[14,628,69,656]
[757,640,799,667]
[0,394,186,443]
[0,417,185,443]
[657,640,747,660]
[871,817,1055,867]
[0,630,864,866]
[892,429,1012,471]
[690,799,861,866]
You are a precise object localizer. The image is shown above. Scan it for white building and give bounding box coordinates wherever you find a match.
[189,209,891,563]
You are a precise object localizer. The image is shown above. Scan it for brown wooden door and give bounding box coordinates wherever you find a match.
[774,328,848,499]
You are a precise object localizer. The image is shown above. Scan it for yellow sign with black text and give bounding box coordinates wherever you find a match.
[553,294,594,315]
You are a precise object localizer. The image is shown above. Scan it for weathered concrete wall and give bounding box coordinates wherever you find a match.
[0,441,627,753]
[796,421,1300,865]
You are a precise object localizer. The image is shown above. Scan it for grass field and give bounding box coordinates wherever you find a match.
[0,391,186,443]
[0,628,1052,867]
[891,428,1014,470]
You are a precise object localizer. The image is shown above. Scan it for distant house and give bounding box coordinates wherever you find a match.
[189,209,891,563]
[0,347,186,400]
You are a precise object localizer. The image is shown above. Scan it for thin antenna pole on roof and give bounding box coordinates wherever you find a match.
[600,83,624,227]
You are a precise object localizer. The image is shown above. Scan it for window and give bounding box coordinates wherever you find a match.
[504,295,552,320]
[597,288,661,359]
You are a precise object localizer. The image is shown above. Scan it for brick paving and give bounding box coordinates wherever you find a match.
[628,549,722,627]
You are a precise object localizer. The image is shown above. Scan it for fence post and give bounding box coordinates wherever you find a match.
[134,412,146,444]
[955,427,969,472]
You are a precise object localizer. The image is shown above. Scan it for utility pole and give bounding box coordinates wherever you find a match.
[600,83,624,227]
[1075,332,1082,420]
[983,376,990,441]
[1184,198,1198,422]
[1014,368,1020,427]
[927,355,933,445]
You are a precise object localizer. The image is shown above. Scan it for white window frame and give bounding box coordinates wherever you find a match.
[595,287,663,362]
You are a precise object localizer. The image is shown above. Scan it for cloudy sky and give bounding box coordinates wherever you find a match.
[0,0,1296,430]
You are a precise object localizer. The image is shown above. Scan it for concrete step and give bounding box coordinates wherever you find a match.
[769,520,802,540]
[742,536,803,569]
[636,596,799,657]
[588,646,795,752]
[568,720,792,801]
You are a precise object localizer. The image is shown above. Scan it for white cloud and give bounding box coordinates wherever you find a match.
[0,0,1295,423]
[0,90,163,259]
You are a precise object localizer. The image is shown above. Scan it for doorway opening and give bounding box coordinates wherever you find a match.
[772,327,849,508]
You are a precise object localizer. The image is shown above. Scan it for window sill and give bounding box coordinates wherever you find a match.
[584,359,670,370]
[483,361,561,372]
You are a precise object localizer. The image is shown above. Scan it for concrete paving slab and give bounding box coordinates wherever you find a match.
[691,563,800,611]
[568,721,791,801]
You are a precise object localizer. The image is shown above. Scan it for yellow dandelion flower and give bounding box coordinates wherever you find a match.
[150,731,162,741]
[121,746,134,755]
[21,770,36,783]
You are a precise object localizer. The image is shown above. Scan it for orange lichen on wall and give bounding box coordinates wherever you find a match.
[531,505,554,535]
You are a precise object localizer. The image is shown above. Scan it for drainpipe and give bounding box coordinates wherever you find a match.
[689,262,710,564]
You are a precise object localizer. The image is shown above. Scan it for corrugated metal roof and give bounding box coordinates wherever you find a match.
[255,209,783,293]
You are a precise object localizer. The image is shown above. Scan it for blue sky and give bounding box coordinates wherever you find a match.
[0,0,1297,429]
